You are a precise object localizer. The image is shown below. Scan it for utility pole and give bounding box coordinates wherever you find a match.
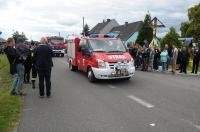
[83,17,85,37]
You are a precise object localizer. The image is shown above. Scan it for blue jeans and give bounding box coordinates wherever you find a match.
[162,62,167,72]
[10,64,24,94]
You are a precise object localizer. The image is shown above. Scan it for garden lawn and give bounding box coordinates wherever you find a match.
[0,54,26,132]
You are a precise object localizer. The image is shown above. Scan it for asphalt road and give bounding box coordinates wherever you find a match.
[18,57,200,132]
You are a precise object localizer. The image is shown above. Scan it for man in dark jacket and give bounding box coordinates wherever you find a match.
[24,45,32,83]
[153,48,160,70]
[180,47,190,74]
[191,48,200,74]
[4,40,17,75]
[141,47,149,71]
[31,44,38,89]
[34,37,53,98]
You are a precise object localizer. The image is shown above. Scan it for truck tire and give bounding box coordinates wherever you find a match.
[61,54,64,57]
[87,68,96,82]
[69,61,77,71]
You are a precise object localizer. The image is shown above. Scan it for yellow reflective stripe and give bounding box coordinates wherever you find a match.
[31,77,37,80]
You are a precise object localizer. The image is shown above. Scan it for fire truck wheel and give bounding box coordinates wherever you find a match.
[69,62,77,71]
[88,68,96,82]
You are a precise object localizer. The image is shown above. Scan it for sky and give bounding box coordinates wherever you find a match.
[0,0,199,41]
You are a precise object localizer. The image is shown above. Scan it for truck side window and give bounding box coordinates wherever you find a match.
[78,40,84,52]
[79,40,89,52]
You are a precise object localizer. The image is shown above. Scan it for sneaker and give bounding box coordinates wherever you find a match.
[18,93,26,96]
[39,95,45,98]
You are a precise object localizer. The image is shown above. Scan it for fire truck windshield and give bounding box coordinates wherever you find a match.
[48,38,64,44]
[89,39,126,52]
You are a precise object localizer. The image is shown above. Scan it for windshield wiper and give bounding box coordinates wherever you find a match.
[93,50,106,52]
[108,50,124,53]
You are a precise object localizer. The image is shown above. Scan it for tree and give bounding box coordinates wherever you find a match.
[160,27,182,49]
[81,24,90,36]
[12,31,28,43]
[136,13,153,46]
[180,3,200,47]
[180,22,190,37]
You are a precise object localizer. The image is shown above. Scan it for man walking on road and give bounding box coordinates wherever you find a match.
[34,37,53,98]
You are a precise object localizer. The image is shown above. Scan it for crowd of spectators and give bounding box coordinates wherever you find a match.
[127,43,200,74]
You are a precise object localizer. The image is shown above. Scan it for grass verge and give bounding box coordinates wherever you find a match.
[0,54,26,132]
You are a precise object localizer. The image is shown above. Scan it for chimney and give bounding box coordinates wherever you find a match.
[103,19,106,23]
[125,22,128,26]
[107,19,111,22]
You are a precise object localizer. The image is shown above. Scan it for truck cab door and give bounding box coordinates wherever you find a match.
[77,40,91,72]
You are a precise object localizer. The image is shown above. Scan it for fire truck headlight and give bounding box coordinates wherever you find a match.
[97,59,106,69]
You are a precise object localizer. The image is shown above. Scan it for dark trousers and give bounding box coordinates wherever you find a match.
[192,60,199,74]
[153,59,159,70]
[31,66,37,88]
[180,61,187,73]
[135,56,141,68]
[31,66,37,81]
[10,63,16,75]
[166,58,170,70]
[24,65,31,82]
[38,69,52,96]
[142,58,148,71]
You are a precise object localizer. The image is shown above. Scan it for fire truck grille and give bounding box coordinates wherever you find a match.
[109,62,117,69]
[109,62,129,70]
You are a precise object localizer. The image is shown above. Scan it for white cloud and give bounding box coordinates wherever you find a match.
[0,0,199,40]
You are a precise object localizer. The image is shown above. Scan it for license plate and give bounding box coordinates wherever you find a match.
[115,69,128,76]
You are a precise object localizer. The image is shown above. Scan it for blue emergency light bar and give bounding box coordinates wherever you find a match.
[89,34,115,38]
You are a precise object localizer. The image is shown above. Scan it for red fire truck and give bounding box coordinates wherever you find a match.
[46,36,67,57]
[66,35,135,82]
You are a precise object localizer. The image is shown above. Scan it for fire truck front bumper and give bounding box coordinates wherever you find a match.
[92,67,135,79]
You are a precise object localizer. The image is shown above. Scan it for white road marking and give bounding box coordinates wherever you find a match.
[181,118,200,130]
[149,123,156,127]
[107,84,116,89]
[127,95,154,108]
